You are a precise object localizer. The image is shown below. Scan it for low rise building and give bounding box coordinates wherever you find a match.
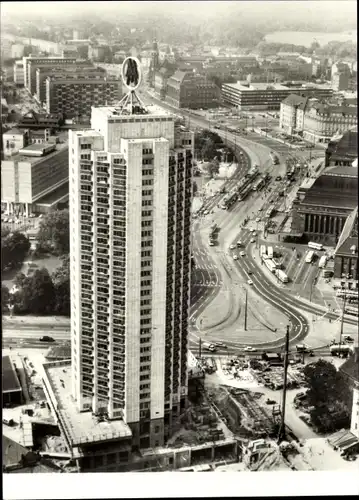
[17,110,64,132]
[333,207,358,285]
[45,75,120,119]
[332,72,350,92]
[166,71,219,109]
[222,81,333,110]
[340,349,359,438]
[291,166,358,244]
[154,67,173,100]
[1,141,69,216]
[279,94,309,135]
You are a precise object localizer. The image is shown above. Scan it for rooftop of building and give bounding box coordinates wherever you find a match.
[223,81,332,91]
[3,435,36,468]
[94,104,175,119]
[325,166,358,177]
[339,349,359,383]
[3,127,27,136]
[282,93,309,109]
[2,355,22,393]
[43,360,132,447]
[335,207,358,257]
[326,128,358,158]
[300,190,358,210]
[4,140,68,164]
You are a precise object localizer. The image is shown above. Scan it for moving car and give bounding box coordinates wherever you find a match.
[244,346,257,352]
[239,251,246,257]
[252,232,257,237]
[236,241,242,247]
[247,279,253,285]
[214,342,227,349]
[343,335,354,343]
[229,244,236,250]
[39,336,55,342]
[233,255,238,260]
[250,238,256,243]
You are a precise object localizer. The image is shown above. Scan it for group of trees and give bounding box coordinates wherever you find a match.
[194,130,223,162]
[35,209,70,256]
[303,359,351,434]
[1,230,31,273]
[6,256,71,316]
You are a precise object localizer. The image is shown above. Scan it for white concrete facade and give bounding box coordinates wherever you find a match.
[70,106,194,444]
[350,384,359,438]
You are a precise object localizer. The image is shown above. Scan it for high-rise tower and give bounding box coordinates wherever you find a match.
[69,58,193,448]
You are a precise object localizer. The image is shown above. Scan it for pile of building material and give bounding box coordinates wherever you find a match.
[252,365,305,390]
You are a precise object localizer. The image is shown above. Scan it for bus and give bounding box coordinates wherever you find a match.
[252,176,266,191]
[265,259,277,273]
[219,190,238,210]
[236,177,251,194]
[238,184,252,201]
[267,246,274,259]
[265,207,274,219]
[305,250,315,263]
[275,269,289,283]
[308,242,323,251]
[245,165,259,180]
[318,255,327,269]
[287,165,295,179]
[270,152,279,165]
[260,245,267,257]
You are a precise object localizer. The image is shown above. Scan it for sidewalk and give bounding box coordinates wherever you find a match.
[3,315,70,327]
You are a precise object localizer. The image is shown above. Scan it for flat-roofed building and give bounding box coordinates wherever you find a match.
[291,166,358,244]
[2,355,23,406]
[35,61,97,103]
[45,75,120,119]
[222,81,333,110]
[1,141,69,216]
[23,56,80,94]
[279,94,309,135]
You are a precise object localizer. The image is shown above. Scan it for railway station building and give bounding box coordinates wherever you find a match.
[291,166,358,244]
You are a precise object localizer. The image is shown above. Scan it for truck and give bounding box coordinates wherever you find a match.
[265,259,277,273]
[267,246,274,259]
[318,255,327,269]
[330,344,353,357]
[275,269,289,283]
[260,244,267,256]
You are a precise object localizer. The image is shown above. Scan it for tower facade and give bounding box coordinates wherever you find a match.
[69,101,193,447]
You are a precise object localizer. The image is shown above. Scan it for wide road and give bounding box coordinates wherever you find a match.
[141,90,356,353]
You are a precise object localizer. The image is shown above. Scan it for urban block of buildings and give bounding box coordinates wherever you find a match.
[166,70,219,109]
[40,94,229,471]
[221,81,333,111]
[279,94,357,143]
[325,127,358,167]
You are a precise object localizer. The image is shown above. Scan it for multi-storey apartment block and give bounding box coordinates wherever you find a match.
[45,75,120,118]
[41,101,194,469]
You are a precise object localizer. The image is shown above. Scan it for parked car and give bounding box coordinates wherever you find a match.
[233,255,238,260]
[214,342,227,349]
[250,238,256,243]
[239,251,246,257]
[39,336,55,342]
[229,244,236,250]
[247,279,254,285]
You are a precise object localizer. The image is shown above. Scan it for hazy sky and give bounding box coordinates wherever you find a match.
[2,1,357,26]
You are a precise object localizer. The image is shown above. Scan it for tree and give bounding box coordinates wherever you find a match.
[201,139,217,161]
[1,231,31,272]
[36,209,70,255]
[1,285,10,312]
[303,359,351,433]
[52,256,70,317]
[13,268,56,315]
[206,157,220,179]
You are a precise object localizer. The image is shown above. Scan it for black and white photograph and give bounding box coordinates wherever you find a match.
[1,1,358,498]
